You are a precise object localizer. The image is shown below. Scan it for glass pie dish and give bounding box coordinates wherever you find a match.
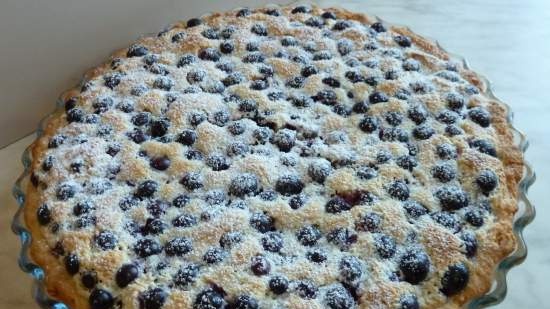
[11,4,536,309]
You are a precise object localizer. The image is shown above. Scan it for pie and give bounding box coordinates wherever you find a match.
[23,4,524,309]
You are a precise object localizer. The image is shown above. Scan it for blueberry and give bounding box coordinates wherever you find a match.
[134,238,162,258]
[139,288,167,309]
[143,218,166,235]
[187,69,206,84]
[402,58,420,71]
[250,79,268,90]
[301,65,319,77]
[358,116,379,133]
[250,24,267,36]
[64,253,80,275]
[399,249,430,284]
[272,129,296,152]
[296,281,318,299]
[402,200,428,219]
[273,174,304,196]
[150,157,170,171]
[440,263,469,296]
[231,295,259,309]
[370,22,386,32]
[186,18,202,27]
[356,166,377,180]
[170,31,186,43]
[476,170,498,193]
[332,103,351,116]
[173,264,199,287]
[431,211,461,233]
[407,105,427,124]
[201,28,219,40]
[469,139,497,157]
[95,231,117,250]
[355,212,381,232]
[89,289,114,309]
[306,160,332,184]
[375,234,396,258]
[250,212,275,233]
[337,39,353,56]
[37,204,51,225]
[205,153,230,171]
[464,209,484,227]
[198,48,221,62]
[396,155,418,171]
[242,52,265,63]
[322,77,341,88]
[437,110,459,124]
[194,288,226,309]
[445,125,463,136]
[312,89,337,105]
[180,172,203,190]
[339,255,362,283]
[289,94,313,108]
[153,76,174,91]
[203,247,226,264]
[387,181,409,201]
[437,143,457,160]
[305,16,324,28]
[67,108,85,123]
[446,92,465,110]
[325,286,354,309]
[296,225,322,246]
[399,294,419,309]
[461,232,478,257]
[116,263,139,288]
[368,91,389,104]
[209,110,230,126]
[81,271,97,289]
[218,232,242,249]
[394,35,412,47]
[269,275,289,294]
[172,213,198,229]
[327,228,358,250]
[321,11,337,19]
[333,20,352,31]
[435,186,469,210]
[56,183,76,201]
[286,76,305,89]
[135,180,158,198]
[345,70,364,83]
[250,255,270,276]
[132,112,150,126]
[325,196,352,213]
[412,124,435,140]
[175,129,197,146]
[127,44,148,57]
[164,237,193,256]
[432,163,456,183]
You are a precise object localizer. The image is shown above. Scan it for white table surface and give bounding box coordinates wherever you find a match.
[1,0,548,308]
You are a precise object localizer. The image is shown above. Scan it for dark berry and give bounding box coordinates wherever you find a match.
[242,52,265,63]
[205,153,230,171]
[395,35,412,47]
[465,209,484,227]
[116,263,139,288]
[165,237,193,256]
[289,94,313,108]
[296,281,318,299]
[56,183,76,200]
[431,211,461,233]
[218,232,242,249]
[37,204,51,225]
[369,91,389,104]
[312,89,337,105]
[403,58,421,71]
[461,232,478,257]
[432,163,456,183]
[272,129,296,152]
[301,65,318,77]
[408,105,428,124]
[339,256,362,283]
[269,276,289,294]
[356,166,377,180]
[153,76,174,91]
[399,249,430,284]
[286,76,304,88]
[89,289,114,309]
[245,210,273,231]
[250,24,267,36]
[305,16,324,28]
[95,231,117,250]
[325,286,354,309]
[370,22,386,32]
[435,186,469,211]
[143,218,166,235]
[437,143,457,160]
[173,264,199,287]
[274,174,304,196]
[375,234,396,258]
[176,129,197,146]
[355,212,381,232]
[198,48,221,62]
[358,116,379,133]
[446,92,465,110]
[327,228,358,250]
[387,181,409,201]
[437,110,459,124]
[250,255,270,276]
[203,247,225,264]
[134,238,162,258]
[396,155,418,171]
[64,253,80,275]
[400,294,419,309]
[81,271,97,289]
[181,172,203,190]
[402,200,428,219]
[264,8,280,16]
[412,124,435,140]
[187,18,202,27]
[194,288,226,309]
[103,73,121,89]
[469,139,497,157]
[127,44,148,57]
[476,170,498,193]
[440,263,469,296]
[139,287,167,309]
[178,54,197,67]
[322,77,341,88]
[135,180,158,198]
[296,225,322,246]
[231,294,259,309]
[67,108,85,123]
[325,196,352,213]
[150,157,170,171]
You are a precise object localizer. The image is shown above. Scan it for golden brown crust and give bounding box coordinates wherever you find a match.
[23,4,524,309]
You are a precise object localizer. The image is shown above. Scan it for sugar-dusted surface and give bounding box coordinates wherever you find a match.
[0,0,543,308]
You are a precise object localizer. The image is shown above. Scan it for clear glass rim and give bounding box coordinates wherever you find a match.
[11,3,536,308]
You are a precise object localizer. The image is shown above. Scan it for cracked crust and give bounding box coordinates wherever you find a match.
[23,4,523,309]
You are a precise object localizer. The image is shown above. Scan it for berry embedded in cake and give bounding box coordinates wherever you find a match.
[23,4,524,309]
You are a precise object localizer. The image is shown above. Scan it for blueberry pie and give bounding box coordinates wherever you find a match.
[24,4,524,309]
